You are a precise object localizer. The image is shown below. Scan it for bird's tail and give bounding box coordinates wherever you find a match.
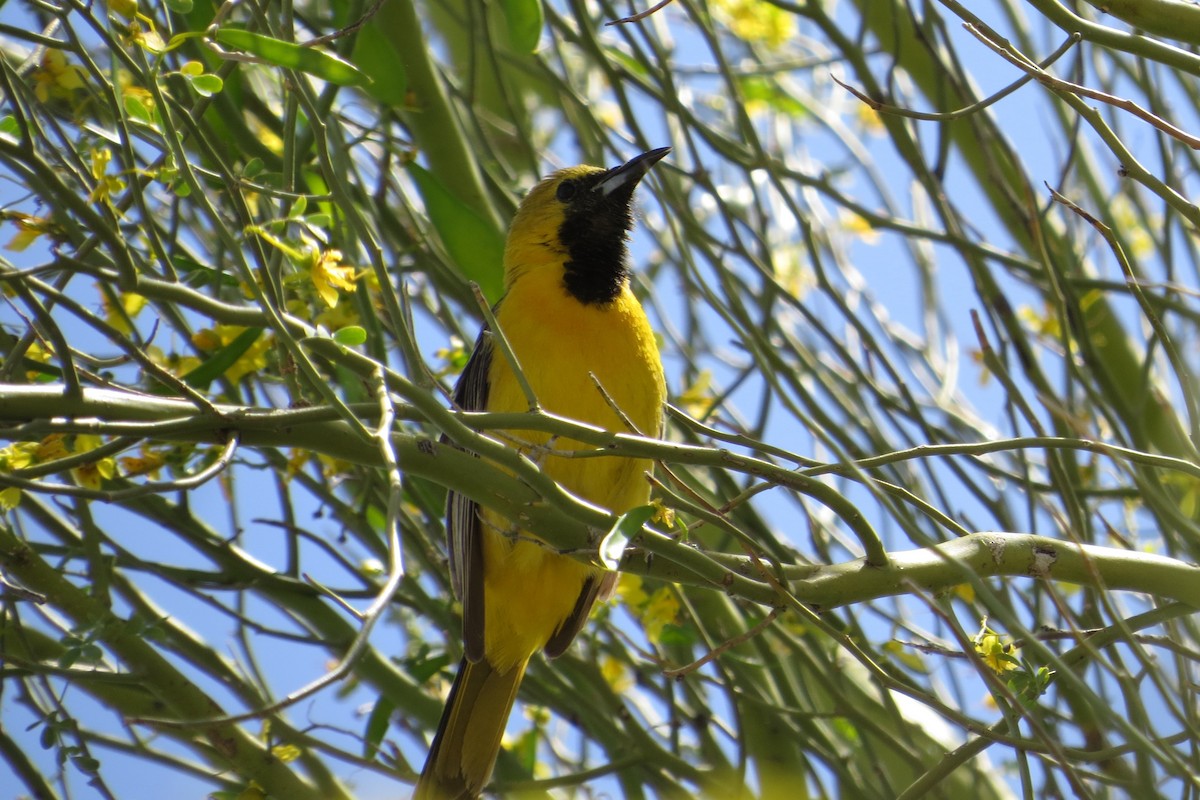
[414,656,528,800]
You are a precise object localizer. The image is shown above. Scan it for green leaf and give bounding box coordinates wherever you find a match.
[288,194,308,219]
[511,726,539,771]
[165,0,193,12]
[332,325,366,345]
[39,722,57,750]
[657,622,696,646]
[738,75,808,117]
[213,28,370,87]
[405,651,453,685]
[599,504,656,570]
[0,116,20,136]
[352,17,408,105]
[502,0,543,54]
[71,755,100,774]
[188,73,224,97]
[362,697,395,760]
[407,163,505,301]
[57,648,80,669]
[123,95,154,126]
[20,356,62,380]
[180,327,263,389]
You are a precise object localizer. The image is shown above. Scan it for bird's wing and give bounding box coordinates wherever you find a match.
[447,325,492,663]
[543,570,618,658]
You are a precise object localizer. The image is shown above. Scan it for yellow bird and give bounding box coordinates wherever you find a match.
[415,148,669,799]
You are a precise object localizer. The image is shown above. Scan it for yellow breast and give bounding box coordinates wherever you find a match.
[479,269,664,669]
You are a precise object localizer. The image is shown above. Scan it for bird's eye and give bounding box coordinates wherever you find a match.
[556,180,578,202]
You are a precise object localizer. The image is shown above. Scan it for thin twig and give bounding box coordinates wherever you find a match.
[832,31,1082,121]
[662,608,784,679]
[0,434,240,501]
[588,371,645,435]
[0,571,45,603]
[965,23,1200,150]
[1045,183,1200,454]
[303,0,386,47]
[607,0,677,26]
[131,369,406,730]
[471,282,539,411]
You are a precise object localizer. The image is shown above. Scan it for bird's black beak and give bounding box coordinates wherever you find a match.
[594,147,670,197]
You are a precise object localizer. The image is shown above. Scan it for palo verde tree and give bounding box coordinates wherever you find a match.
[1,1,1199,798]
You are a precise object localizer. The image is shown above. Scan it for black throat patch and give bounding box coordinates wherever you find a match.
[557,181,636,306]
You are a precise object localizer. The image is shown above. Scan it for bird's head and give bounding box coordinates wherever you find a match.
[503,147,669,305]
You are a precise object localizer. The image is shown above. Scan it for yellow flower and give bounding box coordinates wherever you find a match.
[642,586,680,644]
[1018,302,1062,339]
[840,210,881,245]
[435,336,470,376]
[310,247,357,308]
[711,0,795,50]
[771,244,813,300]
[122,84,157,125]
[119,447,166,478]
[856,103,885,135]
[650,499,675,530]
[1109,195,1155,260]
[108,0,138,20]
[22,341,54,381]
[102,290,146,336]
[315,452,352,480]
[31,50,85,104]
[314,295,361,331]
[522,705,550,727]
[615,573,649,607]
[600,655,634,693]
[71,434,117,490]
[0,441,41,509]
[285,449,312,478]
[35,433,69,462]
[87,148,126,210]
[677,369,716,419]
[127,19,166,54]
[249,117,284,157]
[0,441,38,470]
[973,623,1019,675]
[191,325,271,384]
[3,212,60,252]
[270,744,301,762]
[0,486,20,510]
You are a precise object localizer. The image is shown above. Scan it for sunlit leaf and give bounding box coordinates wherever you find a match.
[502,0,543,54]
[179,327,264,389]
[189,74,224,97]
[352,18,407,105]
[599,504,656,570]
[332,325,366,345]
[362,697,395,760]
[407,163,504,301]
[213,28,370,87]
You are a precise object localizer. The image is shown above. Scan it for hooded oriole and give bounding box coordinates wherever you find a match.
[415,148,669,799]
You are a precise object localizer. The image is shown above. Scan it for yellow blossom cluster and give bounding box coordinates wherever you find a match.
[616,574,681,645]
